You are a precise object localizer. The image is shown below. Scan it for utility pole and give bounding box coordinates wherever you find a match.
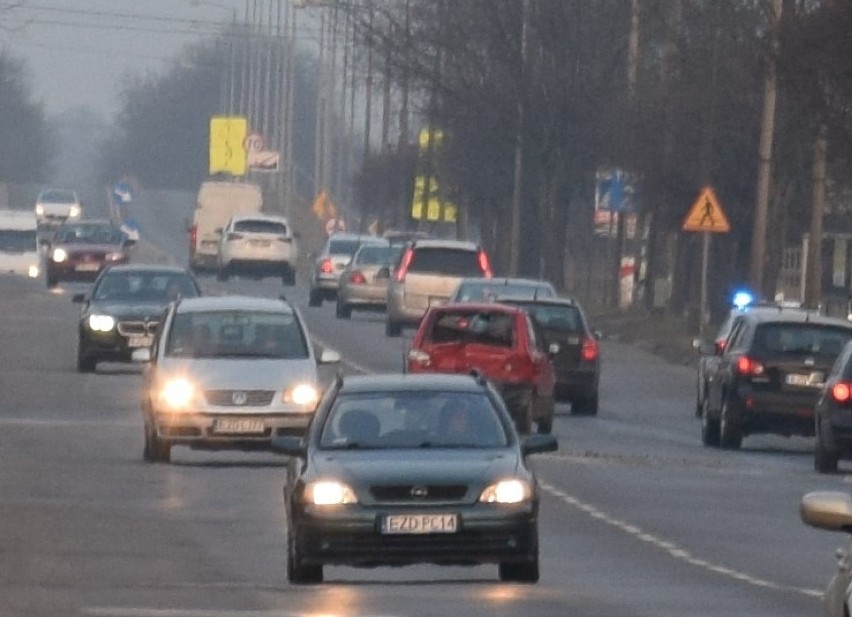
[509,0,529,276]
[363,3,373,163]
[314,10,326,199]
[750,0,782,296]
[285,1,297,210]
[805,124,827,309]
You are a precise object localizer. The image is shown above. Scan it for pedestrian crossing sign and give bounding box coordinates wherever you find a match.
[682,186,730,233]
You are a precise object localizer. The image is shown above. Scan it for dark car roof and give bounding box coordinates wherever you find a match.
[498,296,579,308]
[742,310,852,328]
[339,373,488,394]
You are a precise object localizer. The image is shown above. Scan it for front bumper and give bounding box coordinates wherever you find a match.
[81,328,152,362]
[152,411,312,450]
[293,502,537,567]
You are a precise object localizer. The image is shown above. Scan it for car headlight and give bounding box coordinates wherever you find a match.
[52,248,67,262]
[27,264,40,278]
[68,205,81,218]
[479,479,531,504]
[305,481,358,505]
[35,204,44,216]
[88,314,115,332]
[283,383,319,409]
[105,251,124,261]
[158,378,196,410]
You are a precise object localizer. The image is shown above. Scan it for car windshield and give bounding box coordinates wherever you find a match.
[94,272,199,303]
[0,229,36,253]
[55,224,123,245]
[428,310,515,347]
[165,310,308,359]
[455,280,553,301]
[752,323,852,358]
[319,390,508,449]
[233,219,288,235]
[354,245,397,265]
[408,247,484,276]
[39,190,76,203]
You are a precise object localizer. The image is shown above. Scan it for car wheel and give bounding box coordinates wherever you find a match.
[287,527,322,584]
[308,288,323,307]
[815,419,839,474]
[719,397,743,450]
[336,300,352,319]
[514,399,533,434]
[385,318,402,337]
[216,264,230,281]
[695,381,705,418]
[499,543,539,583]
[536,396,555,434]
[572,393,599,416]
[76,343,97,373]
[282,267,296,286]
[700,397,720,447]
[145,425,171,463]
[46,272,58,288]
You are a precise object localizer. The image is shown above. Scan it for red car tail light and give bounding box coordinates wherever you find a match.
[349,271,367,285]
[581,337,599,362]
[320,258,333,274]
[736,356,765,376]
[226,232,244,241]
[477,250,493,278]
[833,383,852,403]
[395,248,414,283]
[715,340,727,354]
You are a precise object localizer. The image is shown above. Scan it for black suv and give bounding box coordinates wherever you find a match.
[499,297,601,415]
[814,340,852,473]
[700,310,852,449]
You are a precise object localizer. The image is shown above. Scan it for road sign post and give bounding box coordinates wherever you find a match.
[682,187,731,334]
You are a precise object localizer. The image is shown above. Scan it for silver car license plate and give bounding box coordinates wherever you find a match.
[382,513,458,534]
[127,335,153,348]
[212,418,266,434]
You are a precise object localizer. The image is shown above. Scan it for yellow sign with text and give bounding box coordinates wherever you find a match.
[682,186,730,233]
[209,116,248,176]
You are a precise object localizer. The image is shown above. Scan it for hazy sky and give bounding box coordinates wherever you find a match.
[1,0,256,119]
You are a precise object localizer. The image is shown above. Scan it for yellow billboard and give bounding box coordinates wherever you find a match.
[209,116,248,176]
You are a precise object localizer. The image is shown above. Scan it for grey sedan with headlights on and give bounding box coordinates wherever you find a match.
[273,372,558,584]
[133,295,340,463]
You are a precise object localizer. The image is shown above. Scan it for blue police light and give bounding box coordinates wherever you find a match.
[732,290,755,311]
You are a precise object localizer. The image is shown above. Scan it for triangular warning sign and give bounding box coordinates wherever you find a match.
[682,187,730,233]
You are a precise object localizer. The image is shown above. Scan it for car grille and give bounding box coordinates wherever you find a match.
[370,484,468,503]
[204,390,276,406]
[117,320,159,336]
[73,251,107,261]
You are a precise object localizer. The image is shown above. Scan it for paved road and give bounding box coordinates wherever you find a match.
[0,190,845,616]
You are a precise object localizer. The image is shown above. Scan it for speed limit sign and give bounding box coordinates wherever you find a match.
[243,132,264,153]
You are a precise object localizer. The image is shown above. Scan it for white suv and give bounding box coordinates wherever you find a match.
[216,214,298,285]
[34,188,81,228]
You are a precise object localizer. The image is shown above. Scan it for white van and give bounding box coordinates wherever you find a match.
[0,210,41,278]
[188,181,262,271]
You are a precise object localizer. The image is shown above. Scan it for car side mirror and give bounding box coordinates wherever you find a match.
[375,266,391,279]
[319,348,341,364]
[72,293,86,304]
[592,329,603,340]
[548,342,561,355]
[131,348,152,363]
[123,237,137,248]
[521,433,558,456]
[271,435,306,457]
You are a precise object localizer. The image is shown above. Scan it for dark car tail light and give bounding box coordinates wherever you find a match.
[736,356,765,376]
[349,270,367,285]
[320,258,333,274]
[226,232,244,241]
[395,248,414,283]
[833,383,852,403]
[477,250,493,278]
[581,336,599,362]
[715,340,727,354]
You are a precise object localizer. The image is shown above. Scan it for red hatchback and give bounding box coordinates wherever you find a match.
[407,302,556,434]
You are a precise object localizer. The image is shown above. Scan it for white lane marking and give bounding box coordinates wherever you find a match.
[539,481,822,598]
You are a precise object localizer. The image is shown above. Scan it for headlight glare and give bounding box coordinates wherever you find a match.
[159,378,195,409]
[52,248,67,262]
[88,314,115,332]
[105,251,124,261]
[35,204,44,216]
[479,479,531,504]
[68,205,81,218]
[28,264,39,278]
[284,383,319,409]
[305,481,358,505]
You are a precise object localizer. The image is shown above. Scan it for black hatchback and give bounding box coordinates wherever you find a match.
[701,310,852,449]
[814,340,852,473]
[499,297,601,415]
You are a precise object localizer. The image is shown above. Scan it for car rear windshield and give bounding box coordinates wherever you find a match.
[355,245,397,265]
[328,238,369,256]
[456,280,554,301]
[752,323,852,358]
[429,310,515,347]
[408,247,483,276]
[319,390,508,449]
[233,220,288,235]
[0,229,36,253]
[166,310,308,360]
[513,304,583,333]
[55,225,123,245]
